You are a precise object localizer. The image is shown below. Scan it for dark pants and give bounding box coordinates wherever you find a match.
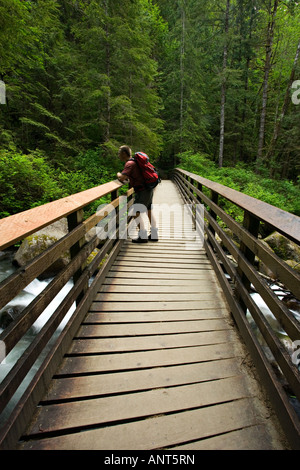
[134,188,154,212]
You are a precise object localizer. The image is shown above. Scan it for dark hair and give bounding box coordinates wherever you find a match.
[119,145,131,157]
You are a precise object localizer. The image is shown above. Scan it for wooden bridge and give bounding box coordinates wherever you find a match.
[0,169,300,450]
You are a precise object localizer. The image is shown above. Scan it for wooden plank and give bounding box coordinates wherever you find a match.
[113,261,210,269]
[150,237,200,241]
[102,277,221,287]
[106,271,213,279]
[56,343,239,376]
[43,358,240,402]
[84,309,228,323]
[77,319,230,337]
[172,425,283,450]
[94,292,221,302]
[90,300,224,312]
[120,247,204,255]
[19,398,274,450]
[23,376,250,436]
[123,239,201,244]
[116,255,207,263]
[117,252,207,259]
[125,240,203,246]
[99,283,218,293]
[68,330,235,354]
[110,266,213,273]
[116,257,209,265]
[121,246,205,252]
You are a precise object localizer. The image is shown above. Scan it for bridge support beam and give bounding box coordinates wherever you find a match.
[235,211,260,312]
[67,209,88,305]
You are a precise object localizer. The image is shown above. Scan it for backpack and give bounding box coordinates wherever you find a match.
[131,152,161,190]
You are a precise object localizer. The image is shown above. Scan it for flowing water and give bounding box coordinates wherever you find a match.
[0,252,75,423]
[248,285,300,360]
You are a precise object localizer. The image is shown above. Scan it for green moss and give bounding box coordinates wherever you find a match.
[27,234,57,248]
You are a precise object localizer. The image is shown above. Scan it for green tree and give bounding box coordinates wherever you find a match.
[156,0,211,165]
[67,0,164,159]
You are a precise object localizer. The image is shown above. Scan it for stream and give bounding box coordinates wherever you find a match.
[0,252,75,423]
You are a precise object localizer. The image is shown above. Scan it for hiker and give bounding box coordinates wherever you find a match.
[117,145,159,243]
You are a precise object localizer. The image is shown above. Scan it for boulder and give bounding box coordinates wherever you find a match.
[13,218,70,279]
[256,234,300,279]
[263,232,300,263]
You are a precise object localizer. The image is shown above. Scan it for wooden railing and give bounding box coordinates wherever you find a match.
[0,180,134,449]
[173,168,300,449]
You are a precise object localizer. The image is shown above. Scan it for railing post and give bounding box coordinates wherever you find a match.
[209,190,218,237]
[235,210,260,312]
[67,208,88,305]
[183,174,189,204]
[196,181,203,204]
[111,188,119,241]
[111,188,119,202]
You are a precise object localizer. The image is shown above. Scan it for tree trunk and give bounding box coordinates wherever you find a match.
[256,0,279,172]
[267,38,300,174]
[104,0,111,145]
[240,2,255,162]
[180,3,185,153]
[219,0,230,168]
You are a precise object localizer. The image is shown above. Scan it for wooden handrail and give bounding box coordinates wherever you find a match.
[177,168,300,244]
[0,180,123,251]
[173,168,300,449]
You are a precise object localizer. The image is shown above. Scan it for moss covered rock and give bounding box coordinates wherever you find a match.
[13,219,70,279]
[263,232,300,263]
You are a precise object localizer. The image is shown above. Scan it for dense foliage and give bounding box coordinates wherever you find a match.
[0,0,299,218]
[0,148,120,217]
[178,152,300,221]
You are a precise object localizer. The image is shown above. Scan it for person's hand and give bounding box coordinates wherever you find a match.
[117,172,129,184]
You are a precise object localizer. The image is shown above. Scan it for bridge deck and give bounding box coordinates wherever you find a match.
[19,181,286,450]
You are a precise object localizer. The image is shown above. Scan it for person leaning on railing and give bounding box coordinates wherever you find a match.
[117,145,158,243]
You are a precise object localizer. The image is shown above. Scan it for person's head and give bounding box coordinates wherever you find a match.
[118,145,132,162]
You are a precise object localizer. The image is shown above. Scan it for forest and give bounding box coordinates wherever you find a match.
[0,0,299,218]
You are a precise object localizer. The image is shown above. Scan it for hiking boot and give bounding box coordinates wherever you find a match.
[148,228,159,242]
[132,230,148,243]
